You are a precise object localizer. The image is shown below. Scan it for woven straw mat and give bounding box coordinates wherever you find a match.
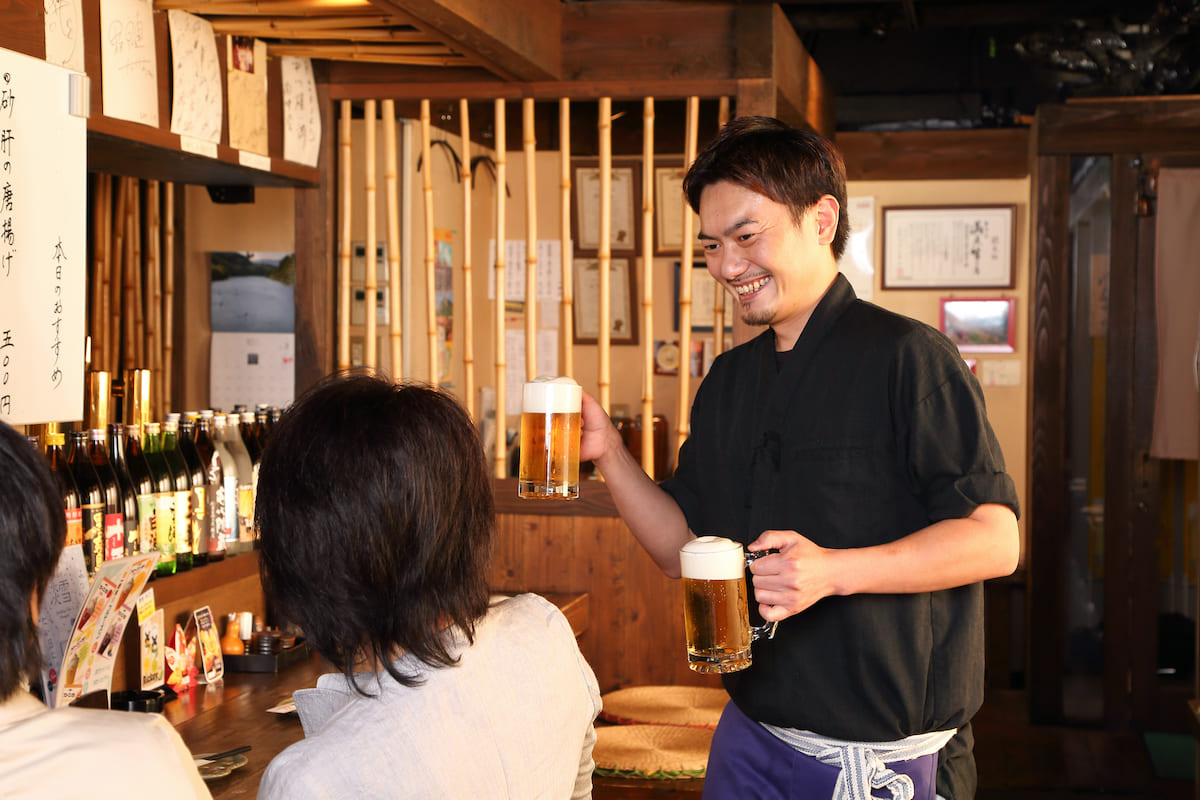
[598,685,728,729]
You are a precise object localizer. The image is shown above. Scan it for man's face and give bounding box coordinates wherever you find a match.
[697,180,838,349]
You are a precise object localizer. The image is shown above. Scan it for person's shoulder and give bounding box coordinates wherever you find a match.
[489,592,571,632]
[844,299,960,357]
[258,741,325,800]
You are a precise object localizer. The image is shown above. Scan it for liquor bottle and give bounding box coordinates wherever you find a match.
[254,404,271,449]
[107,423,141,557]
[239,410,262,464]
[143,422,177,577]
[67,430,106,575]
[222,413,256,548]
[162,414,193,572]
[124,423,157,563]
[88,429,126,565]
[196,412,228,562]
[45,432,83,549]
[178,415,210,568]
[212,414,244,554]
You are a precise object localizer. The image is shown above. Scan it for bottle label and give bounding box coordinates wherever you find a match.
[190,485,210,554]
[238,485,254,542]
[65,507,83,548]
[81,502,105,575]
[174,489,191,555]
[137,493,156,553]
[223,476,238,543]
[155,491,176,560]
[104,513,124,562]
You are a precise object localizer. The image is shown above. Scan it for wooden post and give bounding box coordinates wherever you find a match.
[676,97,699,456]
[420,98,437,384]
[337,99,353,371]
[459,98,475,417]
[523,97,537,381]
[382,99,403,380]
[364,98,378,369]
[144,179,162,417]
[641,97,655,477]
[162,182,175,411]
[559,98,574,379]
[493,97,508,478]
[711,96,730,357]
[597,96,612,414]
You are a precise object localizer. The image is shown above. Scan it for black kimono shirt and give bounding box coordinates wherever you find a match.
[660,274,1019,799]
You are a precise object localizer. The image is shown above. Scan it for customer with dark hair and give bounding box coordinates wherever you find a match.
[255,374,601,799]
[0,420,210,799]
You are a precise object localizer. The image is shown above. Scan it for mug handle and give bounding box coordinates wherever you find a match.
[744,548,780,641]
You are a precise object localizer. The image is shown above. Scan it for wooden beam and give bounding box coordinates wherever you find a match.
[734,5,832,137]
[367,0,562,82]
[155,0,379,14]
[1036,96,1200,154]
[838,129,1031,181]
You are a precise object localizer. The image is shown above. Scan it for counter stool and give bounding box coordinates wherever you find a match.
[592,686,728,783]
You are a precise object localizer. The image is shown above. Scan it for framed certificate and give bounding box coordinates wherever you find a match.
[572,257,638,344]
[571,161,639,254]
[882,205,1016,289]
[654,164,702,254]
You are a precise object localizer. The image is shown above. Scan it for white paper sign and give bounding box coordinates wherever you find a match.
[100,0,160,127]
[168,10,222,143]
[0,48,87,426]
[281,56,321,167]
[44,0,86,72]
[36,545,89,707]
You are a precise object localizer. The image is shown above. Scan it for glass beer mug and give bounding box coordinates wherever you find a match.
[679,536,778,673]
[518,376,583,500]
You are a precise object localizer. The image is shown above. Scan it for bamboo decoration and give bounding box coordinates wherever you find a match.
[131,180,145,374]
[420,98,437,385]
[459,98,475,417]
[109,177,127,373]
[162,182,175,411]
[364,98,378,369]
[337,99,352,371]
[676,96,700,455]
[711,96,730,357]
[522,97,537,381]
[493,97,507,478]
[559,98,573,379]
[640,97,655,476]
[91,175,111,373]
[124,178,142,374]
[382,99,403,381]
[597,96,612,413]
[144,179,162,418]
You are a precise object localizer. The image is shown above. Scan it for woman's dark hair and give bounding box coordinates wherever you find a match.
[683,115,850,259]
[254,374,494,694]
[0,421,67,700]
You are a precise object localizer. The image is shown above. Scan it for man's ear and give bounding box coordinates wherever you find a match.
[814,195,840,246]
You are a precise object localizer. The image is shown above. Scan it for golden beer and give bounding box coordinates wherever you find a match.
[518,377,583,500]
[683,576,752,673]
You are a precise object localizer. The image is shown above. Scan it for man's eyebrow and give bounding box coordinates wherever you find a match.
[698,218,759,241]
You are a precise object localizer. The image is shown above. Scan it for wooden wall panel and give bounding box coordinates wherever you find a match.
[1,0,45,59]
[838,129,1031,181]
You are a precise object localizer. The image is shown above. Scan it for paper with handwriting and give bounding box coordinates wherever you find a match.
[227,36,268,155]
[44,0,85,72]
[100,0,159,126]
[281,56,320,167]
[168,10,221,143]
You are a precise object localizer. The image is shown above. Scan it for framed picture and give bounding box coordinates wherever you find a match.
[654,164,702,254]
[573,257,638,345]
[571,161,639,254]
[939,297,1016,353]
[882,204,1016,289]
[673,261,733,332]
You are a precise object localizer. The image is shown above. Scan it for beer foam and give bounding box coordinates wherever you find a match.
[679,536,745,580]
[523,376,582,413]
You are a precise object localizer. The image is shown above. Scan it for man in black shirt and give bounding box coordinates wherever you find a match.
[579,117,1019,799]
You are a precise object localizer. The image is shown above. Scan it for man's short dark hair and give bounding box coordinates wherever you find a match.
[0,421,66,700]
[683,115,850,260]
[255,374,494,694]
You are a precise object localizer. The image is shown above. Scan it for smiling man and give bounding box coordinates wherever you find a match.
[579,116,1019,800]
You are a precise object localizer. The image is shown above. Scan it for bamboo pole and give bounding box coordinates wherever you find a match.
[364,98,378,369]
[676,96,699,456]
[712,96,730,357]
[493,97,507,478]
[597,96,612,414]
[92,174,111,373]
[420,98,437,385]
[131,180,144,375]
[337,99,352,370]
[460,97,475,417]
[559,98,573,379]
[640,97,655,477]
[145,179,162,418]
[109,177,127,373]
[121,178,138,375]
[523,97,537,381]
[162,182,175,411]
[382,99,402,381]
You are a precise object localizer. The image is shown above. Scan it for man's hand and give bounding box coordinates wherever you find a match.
[747,529,837,621]
[579,391,622,466]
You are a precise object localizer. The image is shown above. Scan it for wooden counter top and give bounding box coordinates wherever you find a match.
[173,592,588,798]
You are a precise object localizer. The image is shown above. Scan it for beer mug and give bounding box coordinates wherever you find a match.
[679,536,778,674]
[518,376,583,500]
